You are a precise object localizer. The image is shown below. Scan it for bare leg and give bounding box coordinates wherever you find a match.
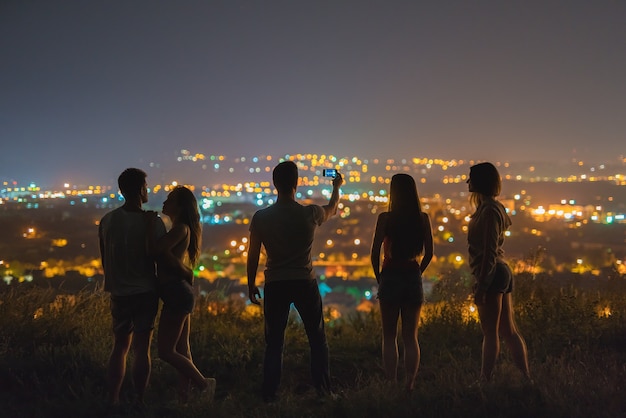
[131,330,154,404]
[477,293,503,381]
[499,293,531,379]
[158,311,207,388]
[380,302,401,382]
[400,304,421,391]
[107,332,132,405]
[176,315,193,401]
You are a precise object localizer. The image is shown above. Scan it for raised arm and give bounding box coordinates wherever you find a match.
[321,172,344,221]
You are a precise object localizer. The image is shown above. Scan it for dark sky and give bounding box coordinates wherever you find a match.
[1,0,625,187]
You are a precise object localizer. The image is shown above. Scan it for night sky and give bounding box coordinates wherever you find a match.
[1,1,625,187]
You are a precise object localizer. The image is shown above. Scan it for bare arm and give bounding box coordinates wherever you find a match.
[246,228,262,305]
[420,212,434,274]
[370,213,388,283]
[146,213,193,281]
[321,172,344,221]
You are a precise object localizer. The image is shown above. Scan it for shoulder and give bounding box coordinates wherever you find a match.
[478,200,508,224]
[303,203,323,214]
[170,223,189,234]
[308,204,323,213]
[100,207,123,225]
[306,204,325,222]
[377,211,390,222]
[484,200,506,216]
[99,211,112,224]
[251,206,272,220]
[375,211,390,228]
[164,222,189,242]
[250,207,271,230]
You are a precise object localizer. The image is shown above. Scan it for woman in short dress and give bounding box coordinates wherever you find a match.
[370,173,433,392]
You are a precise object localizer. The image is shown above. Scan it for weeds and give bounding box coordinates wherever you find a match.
[0,273,625,417]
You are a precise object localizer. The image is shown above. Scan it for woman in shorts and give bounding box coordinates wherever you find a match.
[467,162,531,383]
[148,186,216,401]
[370,173,433,392]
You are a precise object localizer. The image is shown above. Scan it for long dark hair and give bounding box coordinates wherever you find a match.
[387,173,425,259]
[169,186,202,267]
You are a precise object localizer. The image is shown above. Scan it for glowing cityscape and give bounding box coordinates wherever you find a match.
[2,152,626,318]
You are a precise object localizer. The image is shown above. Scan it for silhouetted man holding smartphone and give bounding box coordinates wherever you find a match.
[247,161,343,402]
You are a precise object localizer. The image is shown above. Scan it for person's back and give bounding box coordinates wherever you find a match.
[252,199,324,282]
[100,207,161,296]
[98,167,165,407]
[247,161,343,402]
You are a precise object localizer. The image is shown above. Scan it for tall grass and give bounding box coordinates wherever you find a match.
[1,273,625,417]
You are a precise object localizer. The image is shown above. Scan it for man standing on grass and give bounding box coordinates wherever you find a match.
[98,168,166,407]
[247,160,343,402]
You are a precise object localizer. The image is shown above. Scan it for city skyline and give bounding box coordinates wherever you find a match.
[2,1,625,186]
[3,149,626,191]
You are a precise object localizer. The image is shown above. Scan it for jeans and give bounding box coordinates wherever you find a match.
[262,279,331,397]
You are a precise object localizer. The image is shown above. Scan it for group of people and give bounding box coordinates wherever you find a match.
[99,160,531,407]
[370,162,532,393]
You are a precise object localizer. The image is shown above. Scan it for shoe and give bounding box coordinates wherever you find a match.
[202,377,216,401]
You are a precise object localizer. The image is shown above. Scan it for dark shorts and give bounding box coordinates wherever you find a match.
[110,291,159,335]
[159,280,195,314]
[488,262,514,293]
[378,266,424,306]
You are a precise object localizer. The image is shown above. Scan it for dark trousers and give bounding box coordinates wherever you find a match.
[262,279,331,397]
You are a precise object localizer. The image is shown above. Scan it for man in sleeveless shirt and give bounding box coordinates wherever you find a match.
[247,161,343,402]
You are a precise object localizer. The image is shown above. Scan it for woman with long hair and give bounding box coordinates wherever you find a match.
[370,173,433,392]
[147,186,216,402]
[467,162,531,384]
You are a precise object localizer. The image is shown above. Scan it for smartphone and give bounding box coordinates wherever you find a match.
[322,169,337,178]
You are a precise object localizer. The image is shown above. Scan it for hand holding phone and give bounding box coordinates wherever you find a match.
[322,169,337,178]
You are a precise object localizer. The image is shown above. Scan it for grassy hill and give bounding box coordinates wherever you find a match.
[1,273,625,417]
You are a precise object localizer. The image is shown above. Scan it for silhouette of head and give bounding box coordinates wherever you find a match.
[164,186,198,221]
[273,161,298,194]
[389,173,421,213]
[118,168,147,200]
[469,162,501,197]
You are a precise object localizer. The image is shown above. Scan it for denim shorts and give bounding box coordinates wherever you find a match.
[488,262,514,293]
[110,291,159,334]
[378,266,424,306]
[159,279,195,314]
